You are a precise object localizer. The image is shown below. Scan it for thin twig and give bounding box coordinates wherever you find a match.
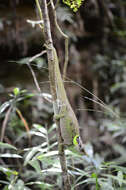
[84,96,119,118]
[64,76,120,119]
[27,50,46,96]
[27,64,41,94]
[29,50,46,63]
[16,108,31,145]
[50,0,69,80]
[76,108,107,114]
[35,0,43,24]
[0,106,12,142]
[27,19,43,27]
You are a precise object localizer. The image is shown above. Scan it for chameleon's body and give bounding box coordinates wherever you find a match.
[53,48,83,152]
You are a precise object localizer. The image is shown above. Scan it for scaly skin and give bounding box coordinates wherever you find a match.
[53,48,83,152]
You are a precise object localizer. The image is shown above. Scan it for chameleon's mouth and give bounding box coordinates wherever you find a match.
[76,136,83,151]
[76,136,81,147]
[76,136,87,154]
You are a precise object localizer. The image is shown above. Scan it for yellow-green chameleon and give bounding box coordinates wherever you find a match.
[53,47,85,154]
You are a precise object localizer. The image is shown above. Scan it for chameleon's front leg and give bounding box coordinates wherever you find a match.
[53,109,65,148]
[54,113,65,121]
[53,99,66,121]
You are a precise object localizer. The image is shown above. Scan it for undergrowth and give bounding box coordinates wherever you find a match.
[1,88,126,190]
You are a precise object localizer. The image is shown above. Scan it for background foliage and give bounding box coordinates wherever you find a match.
[0,0,126,189]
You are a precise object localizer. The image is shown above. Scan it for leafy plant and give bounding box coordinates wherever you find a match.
[62,0,85,12]
[1,98,126,189]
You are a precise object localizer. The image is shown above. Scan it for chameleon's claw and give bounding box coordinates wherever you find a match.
[44,43,52,50]
[54,113,65,121]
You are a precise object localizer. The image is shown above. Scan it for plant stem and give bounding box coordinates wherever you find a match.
[37,0,71,189]
[0,106,12,142]
[50,0,69,80]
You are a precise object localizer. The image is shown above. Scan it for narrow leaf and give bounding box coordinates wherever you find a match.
[37,151,58,160]
[0,101,10,114]
[33,124,47,134]
[117,171,123,187]
[0,142,17,150]
[0,153,22,158]
[0,166,18,176]
[13,88,20,96]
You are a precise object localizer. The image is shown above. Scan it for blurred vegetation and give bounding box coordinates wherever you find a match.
[0,0,126,189]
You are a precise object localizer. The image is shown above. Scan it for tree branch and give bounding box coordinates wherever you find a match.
[35,0,71,189]
[50,0,69,80]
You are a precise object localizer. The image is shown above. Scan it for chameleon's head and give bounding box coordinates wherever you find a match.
[73,135,86,154]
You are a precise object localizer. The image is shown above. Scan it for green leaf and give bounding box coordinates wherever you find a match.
[0,153,22,158]
[91,173,97,178]
[0,101,10,114]
[48,123,56,133]
[62,0,85,12]
[37,151,58,160]
[28,160,41,173]
[24,146,43,166]
[0,180,9,185]
[0,142,17,150]
[0,166,18,176]
[11,57,30,65]
[33,124,47,135]
[41,167,62,174]
[102,174,126,185]
[9,179,30,190]
[117,171,123,187]
[91,173,100,190]
[24,93,35,98]
[30,131,46,138]
[26,181,53,189]
[13,88,20,96]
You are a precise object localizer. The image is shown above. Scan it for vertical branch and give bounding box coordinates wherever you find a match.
[35,0,43,22]
[36,0,71,189]
[50,0,69,80]
[63,38,69,80]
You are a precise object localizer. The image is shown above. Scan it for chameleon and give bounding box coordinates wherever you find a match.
[53,47,85,153]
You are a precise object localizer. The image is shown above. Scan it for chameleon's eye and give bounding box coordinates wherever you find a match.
[73,135,86,153]
[76,137,80,145]
[73,135,79,145]
[73,135,81,147]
